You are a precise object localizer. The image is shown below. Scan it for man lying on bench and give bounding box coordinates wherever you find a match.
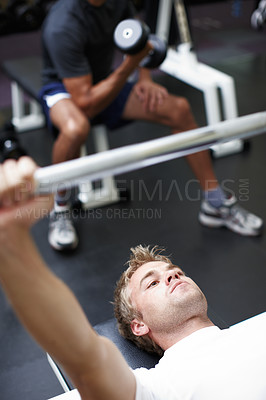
[0,156,265,400]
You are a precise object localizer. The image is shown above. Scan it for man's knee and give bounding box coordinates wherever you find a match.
[177,96,192,113]
[171,96,196,130]
[172,96,193,119]
[63,115,90,144]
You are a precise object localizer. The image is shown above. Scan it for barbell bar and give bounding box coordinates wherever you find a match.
[34,112,266,195]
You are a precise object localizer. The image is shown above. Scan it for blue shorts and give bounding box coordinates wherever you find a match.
[38,81,134,135]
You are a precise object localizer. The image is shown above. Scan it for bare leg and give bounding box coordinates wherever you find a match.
[50,98,90,164]
[47,98,90,250]
[122,90,218,191]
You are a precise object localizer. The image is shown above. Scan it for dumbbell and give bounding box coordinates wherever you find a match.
[113,19,167,69]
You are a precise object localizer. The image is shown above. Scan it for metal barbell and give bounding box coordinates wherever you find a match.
[34,112,266,195]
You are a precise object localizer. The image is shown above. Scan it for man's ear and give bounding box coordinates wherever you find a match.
[131,318,149,337]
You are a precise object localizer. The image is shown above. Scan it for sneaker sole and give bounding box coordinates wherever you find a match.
[199,212,263,237]
[48,235,79,251]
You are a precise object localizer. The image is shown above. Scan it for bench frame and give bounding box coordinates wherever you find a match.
[11,80,46,132]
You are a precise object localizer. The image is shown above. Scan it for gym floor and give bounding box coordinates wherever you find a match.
[1,1,266,399]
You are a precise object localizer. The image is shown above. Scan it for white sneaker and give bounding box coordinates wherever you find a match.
[199,195,263,236]
[48,204,78,251]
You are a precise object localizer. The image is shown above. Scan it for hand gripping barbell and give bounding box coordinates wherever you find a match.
[113,19,167,69]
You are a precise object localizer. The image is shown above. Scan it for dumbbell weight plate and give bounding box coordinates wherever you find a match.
[114,18,150,55]
[140,34,167,69]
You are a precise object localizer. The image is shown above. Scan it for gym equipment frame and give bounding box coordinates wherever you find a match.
[156,0,241,157]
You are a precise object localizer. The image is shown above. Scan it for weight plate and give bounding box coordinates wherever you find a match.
[114,18,149,54]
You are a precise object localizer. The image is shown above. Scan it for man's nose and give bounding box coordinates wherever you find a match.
[165,271,180,285]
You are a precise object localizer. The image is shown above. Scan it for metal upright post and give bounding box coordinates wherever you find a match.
[155,0,243,157]
[155,0,173,42]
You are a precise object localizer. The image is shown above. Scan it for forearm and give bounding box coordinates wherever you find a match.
[0,228,98,375]
[81,57,139,118]
[67,43,152,118]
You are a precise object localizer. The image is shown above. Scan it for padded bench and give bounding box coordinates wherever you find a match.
[1,56,120,209]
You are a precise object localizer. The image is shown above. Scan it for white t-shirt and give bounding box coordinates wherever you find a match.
[133,312,266,400]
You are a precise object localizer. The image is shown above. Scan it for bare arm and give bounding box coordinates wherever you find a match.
[0,158,136,400]
[63,43,153,119]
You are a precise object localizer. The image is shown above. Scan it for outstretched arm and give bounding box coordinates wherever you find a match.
[0,158,135,400]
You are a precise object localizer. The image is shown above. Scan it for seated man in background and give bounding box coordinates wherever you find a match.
[0,157,265,400]
[39,0,263,251]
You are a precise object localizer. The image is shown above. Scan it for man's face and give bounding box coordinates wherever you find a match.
[128,261,208,336]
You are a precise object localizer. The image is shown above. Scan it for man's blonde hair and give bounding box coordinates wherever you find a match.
[113,245,172,356]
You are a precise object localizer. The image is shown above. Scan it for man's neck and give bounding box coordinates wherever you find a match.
[155,316,215,351]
